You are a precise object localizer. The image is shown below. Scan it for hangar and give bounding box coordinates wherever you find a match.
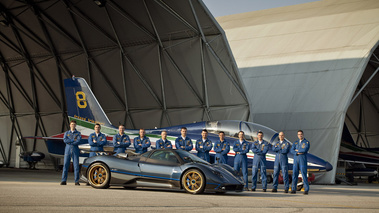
[1,0,378,185]
[217,0,379,183]
[0,0,249,168]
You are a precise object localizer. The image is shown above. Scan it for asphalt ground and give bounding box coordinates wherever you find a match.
[0,168,378,212]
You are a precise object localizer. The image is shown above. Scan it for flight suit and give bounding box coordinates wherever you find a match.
[156,139,172,149]
[233,140,250,188]
[251,140,270,190]
[133,136,151,154]
[291,138,310,192]
[196,138,213,162]
[62,129,82,183]
[175,136,193,151]
[272,140,291,191]
[88,132,107,157]
[214,140,230,164]
[112,133,131,155]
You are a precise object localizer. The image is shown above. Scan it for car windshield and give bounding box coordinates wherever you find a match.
[175,150,210,165]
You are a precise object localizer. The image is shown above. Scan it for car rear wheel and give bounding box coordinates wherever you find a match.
[87,162,110,189]
[182,169,205,194]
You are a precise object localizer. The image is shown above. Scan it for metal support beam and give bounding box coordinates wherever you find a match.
[350,66,379,105]
[188,0,248,104]
[27,0,69,131]
[153,0,199,34]
[108,0,156,41]
[6,4,48,152]
[200,38,212,120]
[143,0,170,127]
[104,5,135,128]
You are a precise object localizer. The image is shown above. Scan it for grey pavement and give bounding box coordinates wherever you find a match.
[0,168,378,212]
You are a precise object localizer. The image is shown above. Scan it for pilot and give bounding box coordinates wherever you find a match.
[251,131,270,192]
[175,127,193,151]
[133,129,151,154]
[214,131,230,164]
[112,124,130,155]
[61,120,82,186]
[88,123,107,157]
[272,132,291,193]
[155,131,172,149]
[233,131,250,191]
[291,130,310,195]
[195,129,213,162]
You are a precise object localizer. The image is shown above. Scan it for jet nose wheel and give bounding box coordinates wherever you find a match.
[182,169,205,194]
[87,162,110,189]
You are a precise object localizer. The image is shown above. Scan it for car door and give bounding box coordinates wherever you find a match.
[139,150,182,181]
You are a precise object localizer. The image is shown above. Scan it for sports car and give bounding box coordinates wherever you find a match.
[81,149,244,194]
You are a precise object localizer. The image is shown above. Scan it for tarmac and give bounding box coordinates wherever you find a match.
[0,168,378,213]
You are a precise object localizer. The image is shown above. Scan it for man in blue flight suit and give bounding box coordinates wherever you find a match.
[272,132,291,193]
[233,131,250,191]
[251,131,270,192]
[175,127,193,151]
[214,131,230,164]
[61,120,82,186]
[113,124,130,155]
[195,129,213,162]
[133,129,151,154]
[155,131,172,149]
[88,123,107,157]
[291,130,310,195]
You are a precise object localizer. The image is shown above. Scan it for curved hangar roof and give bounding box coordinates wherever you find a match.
[217,0,379,183]
[0,0,249,167]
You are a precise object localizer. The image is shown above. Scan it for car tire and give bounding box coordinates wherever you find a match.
[87,162,110,189]
[182,169,206,194]
[296,184,303,191]
[266,174,273,183]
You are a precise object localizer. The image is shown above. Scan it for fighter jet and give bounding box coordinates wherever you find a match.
[26,77,333,184]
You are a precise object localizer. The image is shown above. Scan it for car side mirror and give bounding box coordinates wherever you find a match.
[183,156,193,162]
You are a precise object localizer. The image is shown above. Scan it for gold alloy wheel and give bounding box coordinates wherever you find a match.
[182,169,205,194]
[87,163,110,188]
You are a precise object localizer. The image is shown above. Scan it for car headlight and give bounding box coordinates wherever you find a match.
[212,170,224,178]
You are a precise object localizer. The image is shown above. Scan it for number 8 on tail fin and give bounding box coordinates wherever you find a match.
[64,77,112,127]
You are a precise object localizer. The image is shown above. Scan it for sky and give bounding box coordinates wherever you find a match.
[202,0,319,17]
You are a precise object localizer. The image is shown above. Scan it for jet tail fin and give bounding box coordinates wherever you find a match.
[64,77,112,127]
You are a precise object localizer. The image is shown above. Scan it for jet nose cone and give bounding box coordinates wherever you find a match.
[325,161,333,171]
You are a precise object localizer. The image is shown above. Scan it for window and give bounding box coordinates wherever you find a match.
[141,152,150,158]
[149,150,179,164]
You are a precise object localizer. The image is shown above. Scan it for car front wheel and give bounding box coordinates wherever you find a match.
[182,169,205,194]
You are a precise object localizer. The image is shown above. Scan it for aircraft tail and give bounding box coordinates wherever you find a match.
[64,77,113,128]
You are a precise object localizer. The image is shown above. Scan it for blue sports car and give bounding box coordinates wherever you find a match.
[81,149,244,194]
